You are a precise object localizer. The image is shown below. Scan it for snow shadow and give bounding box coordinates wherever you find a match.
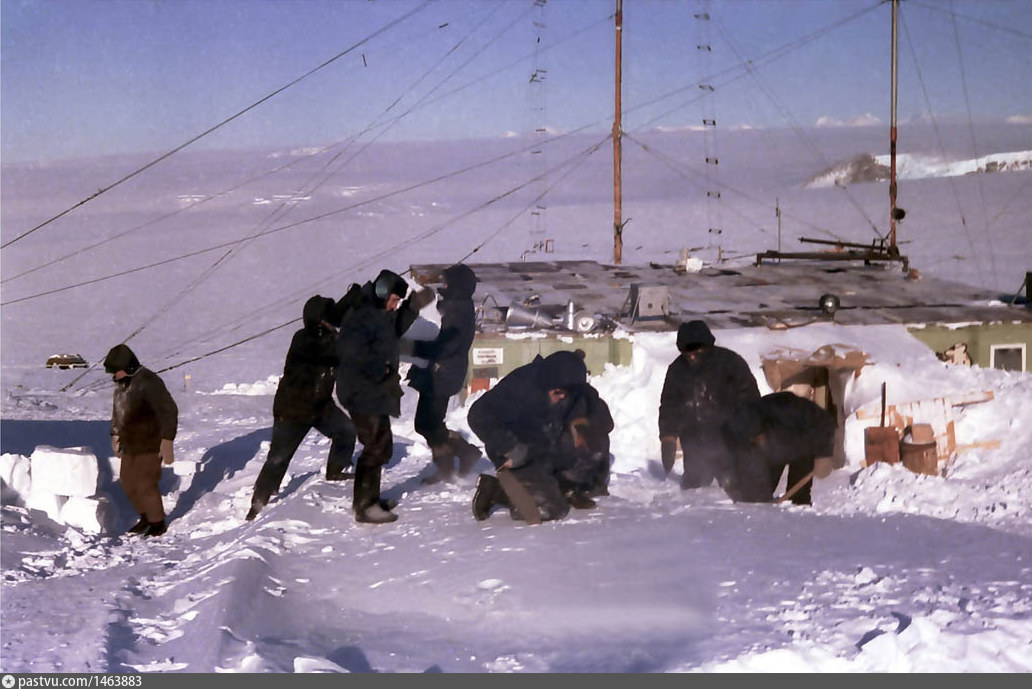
[0,418,115,461]
[326,646,377,673]
[104,606,140,673]
[384,438,415,470]
[167,427,271,523]
[380,438,437,503]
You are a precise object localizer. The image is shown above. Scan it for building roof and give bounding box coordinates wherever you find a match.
[409,260,1031,333]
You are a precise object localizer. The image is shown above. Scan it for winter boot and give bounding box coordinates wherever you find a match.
[326,428,357,480]
[142,520,167,538]
[127,515,150,535]
[356,502,398,524]
[353,464,397,524]
[565,490,596,510]
[245,497,265,522]
[325,464,355,481]
[421,444,455,485]
[449,431,482,477]
[472,474,504,521]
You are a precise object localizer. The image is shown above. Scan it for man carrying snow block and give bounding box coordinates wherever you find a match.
[246,295,357,521]
[720,391,837,505]
[335,269,434,524]
[103,344,178,538]
[467,350,594,524]
[658,320,760,490]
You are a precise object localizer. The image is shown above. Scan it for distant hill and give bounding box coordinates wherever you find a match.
[806,149,1032,188]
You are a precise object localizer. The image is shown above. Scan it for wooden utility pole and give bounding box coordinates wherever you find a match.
[889,0,899,249]
[613,0,623,264]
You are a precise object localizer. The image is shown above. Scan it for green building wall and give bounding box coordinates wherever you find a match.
[462,333,634,399]
[906,321,1032,371]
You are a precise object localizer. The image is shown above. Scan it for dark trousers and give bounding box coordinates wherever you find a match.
[679,430,732,490]
[349,412,393,512]
[414,390,451,448]
[252,407,356,505]
[120,452,165,522]
[350,412,393,468]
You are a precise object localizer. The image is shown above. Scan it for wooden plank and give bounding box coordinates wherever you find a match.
[855,390,994,421]
[956,440,1001,452]
[495,469,543,526]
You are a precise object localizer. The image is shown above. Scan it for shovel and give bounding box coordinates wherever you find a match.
[776,470,815,504]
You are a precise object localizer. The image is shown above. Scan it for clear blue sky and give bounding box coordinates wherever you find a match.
[2,0,1029,162]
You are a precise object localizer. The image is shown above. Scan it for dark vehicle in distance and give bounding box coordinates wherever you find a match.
[45,354,88,370]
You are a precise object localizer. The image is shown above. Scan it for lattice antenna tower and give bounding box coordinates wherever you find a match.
[528,0,549,236]
[696,2,723,258]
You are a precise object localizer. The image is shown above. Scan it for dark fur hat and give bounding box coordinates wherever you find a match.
[441,263,477,299]
[676,320,716,352]
[302,295,335,329]
[103,344,140,375]
[538,350,588,391]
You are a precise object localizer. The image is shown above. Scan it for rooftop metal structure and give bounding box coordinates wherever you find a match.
[410,260,1031,334]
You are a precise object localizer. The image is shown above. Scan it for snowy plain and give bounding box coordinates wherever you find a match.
[2,119,1031,673]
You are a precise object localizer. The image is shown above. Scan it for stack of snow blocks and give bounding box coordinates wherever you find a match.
[21,446,118,534]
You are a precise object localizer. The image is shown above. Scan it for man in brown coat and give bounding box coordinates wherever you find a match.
[104,344,178,537]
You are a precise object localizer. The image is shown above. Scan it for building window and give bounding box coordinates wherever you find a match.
[990,344,1026,372]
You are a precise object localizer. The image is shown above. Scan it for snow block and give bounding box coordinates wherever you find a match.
[1,454,32,498]
[1,453,20,487]
[2,455,33,500]
[25,489,68,523]
[30,445,100,497]
[171,460,198,477]
[60,495,118,534]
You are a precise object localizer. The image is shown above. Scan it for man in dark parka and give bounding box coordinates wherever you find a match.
[721,391,836,505]
[336,269,432,523]
[658,320,760,490]
[104,344,178,538]
[405,263,482,484]
[246,295,357,521]
[467,350,590,524]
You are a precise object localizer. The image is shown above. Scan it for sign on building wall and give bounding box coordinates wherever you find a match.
[472,348,504,366]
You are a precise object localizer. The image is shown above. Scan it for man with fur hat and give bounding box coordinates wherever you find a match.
[336,269,433,523]
[658,320,760,490]
[245,295,357,521]
[467,350,594,523]
[405,263,482,485]
[103,344,178,538]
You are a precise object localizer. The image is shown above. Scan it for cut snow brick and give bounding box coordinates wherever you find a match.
[171,460,198,477]
[60,495,118,534]
[25,490,68,523]
[29,445,100,498]
[7,456,32,498]
[1,453,22,486]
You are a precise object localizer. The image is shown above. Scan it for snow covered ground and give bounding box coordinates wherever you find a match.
[2,322,1030,673]
[2,123,1031,672]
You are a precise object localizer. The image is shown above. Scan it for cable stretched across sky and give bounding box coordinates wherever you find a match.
[0,0,434,250]
[1,1,888,305]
